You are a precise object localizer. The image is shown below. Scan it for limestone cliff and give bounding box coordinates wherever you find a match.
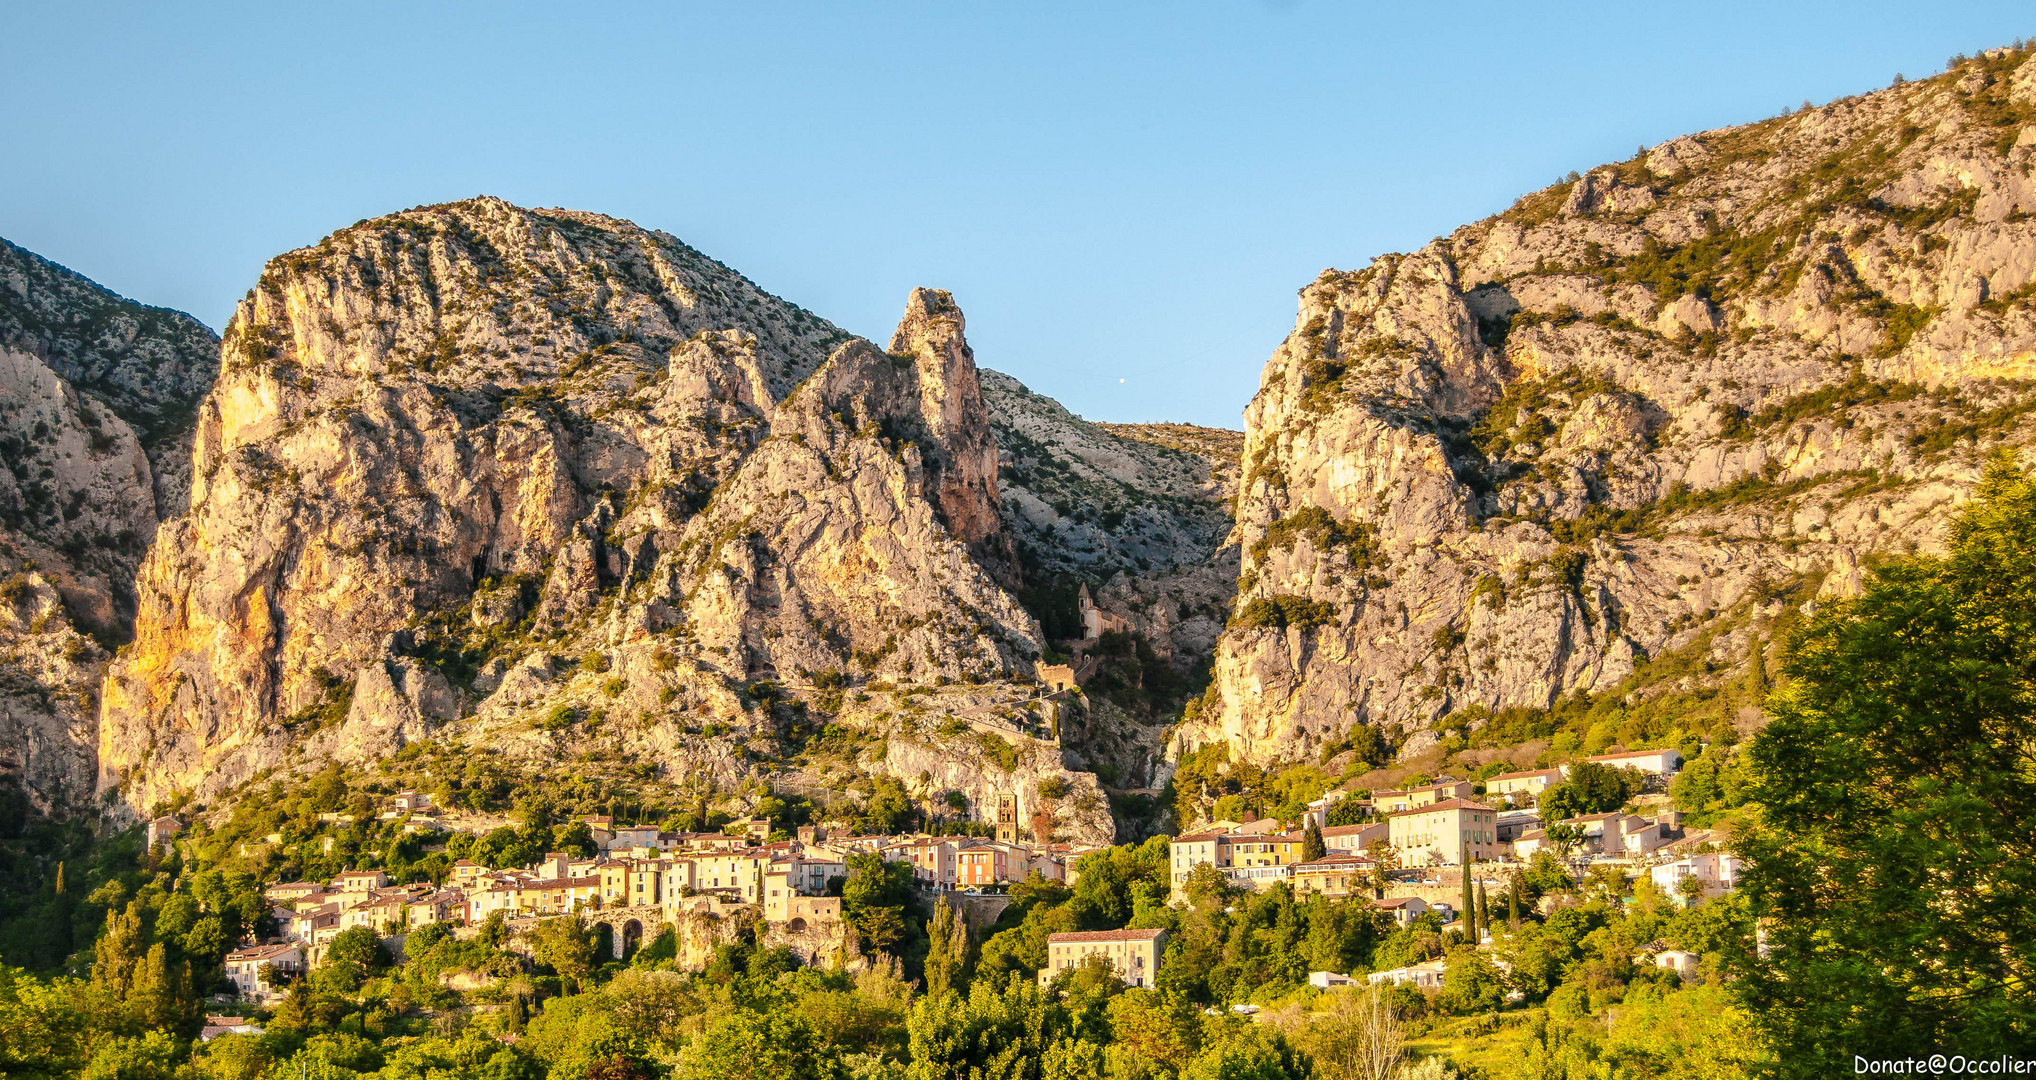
[1180,45,2036,765]
[95,198,1112,843]
[0,239,218,815]
[984,374,1240,673]
[980,378,1241,824]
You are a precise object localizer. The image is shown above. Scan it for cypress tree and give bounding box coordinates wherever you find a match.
[1302,820,1327,862]
[1744,631,1769,703]
[1461,867,1475,938]
[1508,872,1524,925]
[1476,881,1490,939]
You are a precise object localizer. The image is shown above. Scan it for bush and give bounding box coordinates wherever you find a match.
[1249,507,1380,569]
[1231,595,1338,632]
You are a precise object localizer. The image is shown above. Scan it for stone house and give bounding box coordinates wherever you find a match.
[1039,927,1167,988]
[1291,853,1376,898]
[146,816,182,850]
[1371,896,1428,927]
[1386,799,1501,866]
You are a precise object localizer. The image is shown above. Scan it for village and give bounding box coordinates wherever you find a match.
[183,742,1736,1009]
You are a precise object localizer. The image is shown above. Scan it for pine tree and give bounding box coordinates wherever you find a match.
[1302,820,1327,862]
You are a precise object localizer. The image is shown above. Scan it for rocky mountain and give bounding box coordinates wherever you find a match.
[89,198,1146,845]
[982,378,1242,803]
[985,376,1240,670]
[1176,46,2036,767]
[0,239,220,816]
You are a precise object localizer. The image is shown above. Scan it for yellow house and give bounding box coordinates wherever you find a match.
[1485,768,1564,800]
[1372,779,1475,815]
[1386,799,1501,866]
[1039,928,1168,988]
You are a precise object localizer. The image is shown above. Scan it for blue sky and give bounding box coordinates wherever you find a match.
[2,3,2028,427]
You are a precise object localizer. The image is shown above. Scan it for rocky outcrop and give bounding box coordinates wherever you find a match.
[983,374,1240,667]
[1179,45,2036,765]
[0,237,220,518]
[888,289,1011,573]
[94,198,1115,841]
[0,241,218,815]
[876,727,1112,848]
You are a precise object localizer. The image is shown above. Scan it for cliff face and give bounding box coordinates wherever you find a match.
[1180,46,2036,765]
[984,375,1240,670]
[0,239,218,815]
[888,289,1011,575]
[94,197,1111,841]
[981,379,1242,808]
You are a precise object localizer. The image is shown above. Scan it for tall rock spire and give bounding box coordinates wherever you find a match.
[887,288,1016,580]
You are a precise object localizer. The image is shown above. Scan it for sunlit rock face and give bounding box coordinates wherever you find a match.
[1182,49,2036,765]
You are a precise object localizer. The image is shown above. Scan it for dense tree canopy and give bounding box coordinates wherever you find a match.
[1736,456,2036,1069]
[1536,761,1637,822]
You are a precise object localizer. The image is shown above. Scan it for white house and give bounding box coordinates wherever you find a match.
[224,943,302,1002]
[1650,949,1702,974]
[1371,896,1428,927]
[1585,748,1684,778]
[1367,958,1447,989]
[1651,852,1741,904]
[1485,768,1565,800]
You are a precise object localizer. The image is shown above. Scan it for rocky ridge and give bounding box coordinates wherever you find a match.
[984,375,1240,669]
[0,242,218,816]
[1177,46,2036,766]
[91,198,1127,844]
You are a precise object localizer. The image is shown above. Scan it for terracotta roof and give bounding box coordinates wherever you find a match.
[225,942,299,962]
[1047,928,1167,944]
[1170,832,1224,844]
[1372,897,1423,909]
[1295,854,1374,869]
[1319,824,1378,837]
[1387,798,1491,817]
[1377,780,1467,797]
[1488,768,1561,781]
